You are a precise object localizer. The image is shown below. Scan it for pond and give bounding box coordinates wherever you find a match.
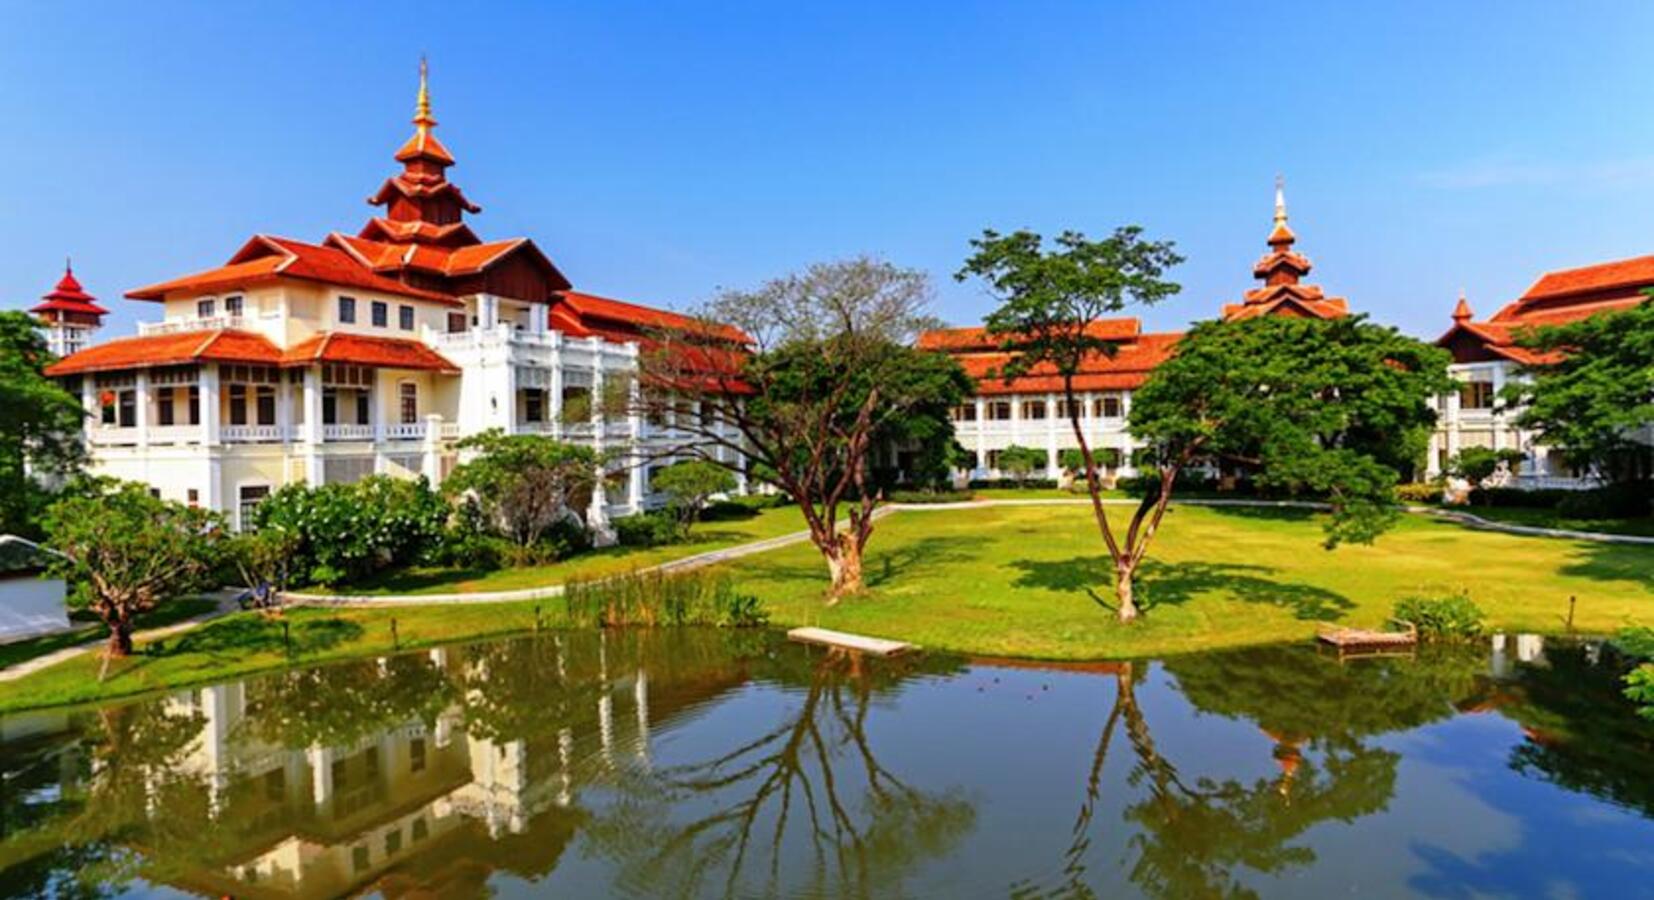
[2,630,1652,898]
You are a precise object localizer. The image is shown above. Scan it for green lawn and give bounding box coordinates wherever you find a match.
[4,503,1650,712]
[737,504,1654,660]
[1439,503,1654,538]
[341,505,806,595]
[0,596,220,670]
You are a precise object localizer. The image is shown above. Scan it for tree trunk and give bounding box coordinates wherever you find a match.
[825,539,865,600]
[1115,564,1138,623]
[106,619,134,657]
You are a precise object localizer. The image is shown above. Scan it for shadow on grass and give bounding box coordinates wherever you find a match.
[1008,556,1354,621]
[159,616,366,662]
[1193,503,1322,524]
[726,535,993,592]
[1559,541,1654,592]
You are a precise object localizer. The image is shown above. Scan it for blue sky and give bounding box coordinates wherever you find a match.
[4,1,1653,339]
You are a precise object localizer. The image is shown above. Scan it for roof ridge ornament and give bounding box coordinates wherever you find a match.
[1274,174,1287,228]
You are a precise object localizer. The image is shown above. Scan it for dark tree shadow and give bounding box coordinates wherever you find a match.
[1008,557,1354,621]
[1558,541,1654,592]
[1194,504,1322,524]
[866,535,994,588]
[160,616,365,661]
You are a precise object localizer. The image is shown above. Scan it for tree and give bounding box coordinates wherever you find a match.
[652,459,736,537]
[996,444,1046,485]
[957,227,1184,620]
[42,480,223,656]
[1128,315,1452,617]
[1504,297,1654,483]
[0,310,86,538]
[640,257,972,599]
[445,429,597,551]
[253,475,450,585]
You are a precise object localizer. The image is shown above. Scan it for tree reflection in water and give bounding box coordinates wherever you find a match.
[584,648,975,899]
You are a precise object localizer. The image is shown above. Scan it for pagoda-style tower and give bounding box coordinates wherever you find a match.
[1221,178,1349,321]
[30,261,107,358]
[360,57,483,248]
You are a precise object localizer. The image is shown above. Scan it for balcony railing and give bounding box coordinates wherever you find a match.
[88,420,458,446]
[222,424,291,443]
[382,422,427,441]
[137,315,248,336]
[322,424,376,442]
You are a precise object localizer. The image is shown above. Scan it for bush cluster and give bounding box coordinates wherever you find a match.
[252,476,449,587]
[886,488,973,504]
[1467,487,1574,509]
[966,478,1061,491]
[1393,593,1486,641]
[1467,481,1653,519]
[614,510,681,547]
[1394,482,1444,504]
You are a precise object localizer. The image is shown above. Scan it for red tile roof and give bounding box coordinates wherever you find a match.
[1517,255,1654,303]
[281,332,459,372]
[44,329,282,376]
[127,235,461,305]
[1438,253,1654,363]
[31,266,109,316]
[916,319,1142,352]
[554,291,750,344]
[938,331,1183,395]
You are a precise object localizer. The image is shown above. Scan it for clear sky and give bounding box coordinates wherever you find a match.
[4,1,1653,339]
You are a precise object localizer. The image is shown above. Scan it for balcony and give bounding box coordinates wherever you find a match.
[87,419,459,446]
[137,315,248,336]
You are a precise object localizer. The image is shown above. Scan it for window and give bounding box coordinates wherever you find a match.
[410,738,427,773]
[229,384,248,426]
[398,305,415,331]
[355,392,370,425]
[338,296,357,323]
[256,385,276,426]
[1096,395,1122,419]
[1055,398,1083,419]
[322,389,337,425]
[952,404,977,422]
[986,449,1003,469]
[447,312,467,334]
[371,301,388,328]
[1021,400,1047,420]
[118,390,136,428]
[524,389,544,423]
[188,386,201,425]
[237,485,270,531]
[352,845,370,873]
[149,488,161,499]
[412,817,429,842]
[264,768,286,802]
[187,488,199,507]
[224,295,243,316]
[197,298,215,318]
[986,401,1013,421]
[1459,381,1496,410]
[399,383,418,425]
[157,386,175,426]
[385,829,402,856]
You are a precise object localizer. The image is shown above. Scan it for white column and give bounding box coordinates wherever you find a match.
[549,346,564,441]
[308,746,335,806]
[276,375,293,444]
[201,365,222,447]
[634,670,651,767]
[422,413,444,484]
[81,378,97,443]
[1045,391,1059,477]
[974,395,987,477]
[134,370,151,450]
[302,366,323,484]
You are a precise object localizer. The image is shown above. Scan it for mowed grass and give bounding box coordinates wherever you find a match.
[730,504,1654,660]
[342,505,805,595]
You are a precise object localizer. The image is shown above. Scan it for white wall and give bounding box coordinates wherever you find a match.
[0,576,72,643]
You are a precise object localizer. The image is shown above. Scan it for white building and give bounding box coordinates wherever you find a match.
[1427,257,1654,488]
[41,65,741,529]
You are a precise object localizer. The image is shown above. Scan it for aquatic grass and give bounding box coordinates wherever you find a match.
[564,569,770,629]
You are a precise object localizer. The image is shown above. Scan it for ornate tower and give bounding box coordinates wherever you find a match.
[360,57,483,247]
[30,261,107,358]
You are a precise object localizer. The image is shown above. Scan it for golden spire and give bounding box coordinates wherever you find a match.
[1273,174,1288,227]
[413,55,436,133]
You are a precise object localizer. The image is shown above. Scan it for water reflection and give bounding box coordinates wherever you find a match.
[1,631,1650,898]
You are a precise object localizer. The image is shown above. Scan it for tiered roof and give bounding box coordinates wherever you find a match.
[1437,257,1654,364]
[1221,180,1348,321]
[30,263,108,317]
[43,329,456,376]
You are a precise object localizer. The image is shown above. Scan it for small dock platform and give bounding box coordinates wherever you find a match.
[787,627,915,657]
[1316,621,1418,658]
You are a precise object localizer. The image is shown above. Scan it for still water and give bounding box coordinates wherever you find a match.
[1,630,1651,899]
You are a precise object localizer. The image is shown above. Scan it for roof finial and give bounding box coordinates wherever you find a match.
[1274,174,1288,227]
[65,255,72,275]
[1452,288,1474,322]
[413,55,436,133]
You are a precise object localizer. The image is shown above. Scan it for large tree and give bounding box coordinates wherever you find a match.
[445,429,597,551]
[0,310,86,537]
[42,479,224,656]
[640,257,971,598]
[1127,315,1452,616]
[1504,296,1654,483]
[956,227,1184,620]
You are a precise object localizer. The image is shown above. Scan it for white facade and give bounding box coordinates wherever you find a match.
[949,391,1144,484]
[75,285,737,525]
[1425,360,1594,489]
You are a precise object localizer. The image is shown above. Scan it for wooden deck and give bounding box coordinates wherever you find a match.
[787,627,916,657]
[1316,621,1419,658]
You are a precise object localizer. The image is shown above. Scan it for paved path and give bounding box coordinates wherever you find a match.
[0,590,243,683]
